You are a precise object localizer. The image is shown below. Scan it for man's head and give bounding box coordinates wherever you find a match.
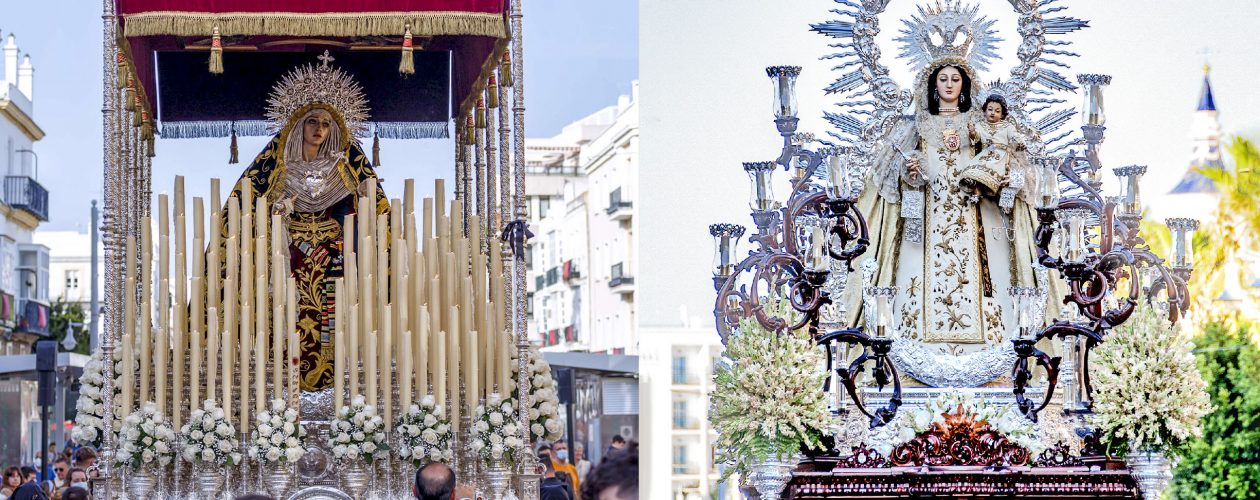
[68,468,88,486]
[20,466,37,483]
[574,443,585,462]
[582,442,638,500]
[61,486,90,500]
[414,462,456,500]
[553,440,570,463]
[537,454,557,479]
[53,457,69,480]
[610,435,625,449]
[73,447,97,470]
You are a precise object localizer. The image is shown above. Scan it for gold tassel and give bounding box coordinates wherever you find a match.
[476,98,486,129]
[141,115,156,157]
[209,26,224,74]
[116,54,129,90]
[399,24,415,75]
[500,52,513,88]
[464,115,475,145]
[372,131,381,166]
[487,75,499,108]
[228,127,239,164]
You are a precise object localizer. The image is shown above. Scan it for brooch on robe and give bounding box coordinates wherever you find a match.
[942,127,961,152]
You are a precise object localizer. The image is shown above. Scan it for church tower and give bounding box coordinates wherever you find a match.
[1165,64,1225,221]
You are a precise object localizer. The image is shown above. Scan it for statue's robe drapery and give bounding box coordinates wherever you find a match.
[842,108,1060,387]
[224,136,389,392]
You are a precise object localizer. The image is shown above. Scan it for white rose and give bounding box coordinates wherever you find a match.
[489,413,504,426]
[212,408,225,420]
[266,448,281,462]
[532,423,544,437]
[215,422,231,436]
[528,408,540,420]
[285,448,304,463]
[191,429,204,440]
[332,445,346,457]
[359,442,374,453]
[257,411,270,423]
[501,402,513,414]
[408,425,421,437]
[271,433,283,445]
[258,423,274,436]
[422,429,438,445]
[200,448,214,462]
[352,394,365,406]
[285,409,298,421]
[477,421,490,433]
[489,434,503,446]
[353,431,366,442]
[143,436,154,446]
[155,441,170,454]
[430,449,443,462]
[421,395,435,407]
[202,415,215,429]
[346,447,360,459]
[472,439,485,451]
[272,416,282,427]
[217,439,232,452]
[544,418,561,434]
[272,399,285,412]
[283,422,296,435]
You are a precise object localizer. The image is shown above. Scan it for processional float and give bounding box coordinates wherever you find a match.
[85,1,549,498]
[710,1,1197,498]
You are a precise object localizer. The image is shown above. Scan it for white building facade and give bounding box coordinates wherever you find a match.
[526,83,638,354]
[34,230,102,307]
[0,30,57,469]
[640,325,740,500]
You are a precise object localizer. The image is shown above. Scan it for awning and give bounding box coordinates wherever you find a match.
[113,0,507,139]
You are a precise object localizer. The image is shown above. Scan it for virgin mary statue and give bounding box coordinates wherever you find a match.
[841,16,1055,388]
[226,54,388,392]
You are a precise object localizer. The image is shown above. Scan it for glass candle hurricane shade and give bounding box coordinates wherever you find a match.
[1113,165,1147,216]
[1036,157,1061,209]
[744,161,777,211]
[864,287,897,337]
[767,66,802,119]
[827,148,856,200]
[1008,286,1040,338]
[1166,218,1200,269]
[710,223,747,277]
[1077,74,1111,126]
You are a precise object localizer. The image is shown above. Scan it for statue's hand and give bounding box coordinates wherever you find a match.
[272,196,296,216]
[904,156,924,187]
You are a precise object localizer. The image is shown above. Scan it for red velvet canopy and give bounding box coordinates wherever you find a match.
[114,0,507,138]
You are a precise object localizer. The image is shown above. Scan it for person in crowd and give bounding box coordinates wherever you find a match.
[581,441,637,500]
[538,453,571,500]
[573,443,592,483]
[53,469,89,500]
[538,448,575,500]
[58,488,87,500]
[605,435,625,457]
[70,449,95,478]
[50,459,68,491]
[413,462,474,500]
[551,440,581,494]
[10,466,48,500]
[2,466,23,498]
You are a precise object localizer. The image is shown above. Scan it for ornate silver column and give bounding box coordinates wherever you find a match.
[97,1,121,498]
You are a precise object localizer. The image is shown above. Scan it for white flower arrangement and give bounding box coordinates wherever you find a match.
[248,398,306,465]
[710,300,831,479]
[472,392,524,465]
[116,402,177,470]
[74,347,135,447]
[179,399,242,466]
[1088,302,1211,455]
[395,395,454,466]
[329,395,389,463]
[868,389,1044,458]
[513,343,563,442]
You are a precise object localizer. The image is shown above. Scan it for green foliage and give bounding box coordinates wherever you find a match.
[1183,137,1260,319]
[1170,321,1260,499]
[50,298,89,355]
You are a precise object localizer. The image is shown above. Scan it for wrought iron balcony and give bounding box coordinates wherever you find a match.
[606,187,633,220]
[609,262,635,293]
[5,176,49,222]
[15,299,49,336]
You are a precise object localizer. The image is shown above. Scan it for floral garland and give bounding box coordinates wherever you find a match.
[711,300,831,479]
[116,402,177,470]
[180,400,242,466]
[329,395,389,463]
[249,398,306,465]
[72,348,109,447]
[513,343,563,442]
[472,392,525,465]
[868,389,1044,458]
[396,395,455,466]
[1088,302,1211,455]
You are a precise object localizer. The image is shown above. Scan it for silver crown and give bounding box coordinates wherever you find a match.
[895,1,1001,73]
[265,50,370,137]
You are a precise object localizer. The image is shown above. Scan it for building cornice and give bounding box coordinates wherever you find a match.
[0,99,45,141]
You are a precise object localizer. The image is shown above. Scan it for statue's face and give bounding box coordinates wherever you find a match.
[935,66,963,104]
[302,112,332,148]
[984,101,1004,123]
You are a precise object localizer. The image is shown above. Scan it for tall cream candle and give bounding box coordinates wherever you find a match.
[346,252,359,399]
[400,327,413,410]
[467,329,479,405]
[156,196,169,414]
[334,278,345,414]
[435,327,446,408]
[120,333,133,414]
[271,213,284,399]
[209,179,222,320]
[383,306,394,427]
[366,329,378,409]
[220,280,233,419]
[450,307,461,434]
[254,198,268,413]
[123,236,136,410]
[240,206,253,430]
[139,218,152,403]
[190,276,203,408]
[287,280,299,407]
[174,182,188,427]
[417,308,428,397]
[206,307,218,405]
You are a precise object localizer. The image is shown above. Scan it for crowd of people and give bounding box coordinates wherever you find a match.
[0,434,636,500]
[0,443,98,500]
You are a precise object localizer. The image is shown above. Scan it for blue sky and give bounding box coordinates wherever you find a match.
[3,0,638,232]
